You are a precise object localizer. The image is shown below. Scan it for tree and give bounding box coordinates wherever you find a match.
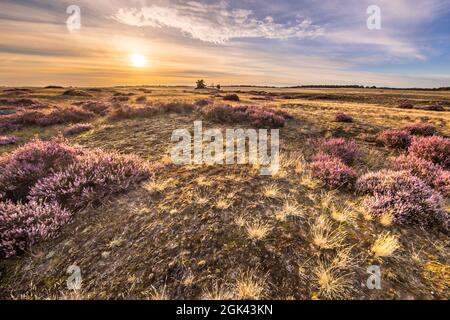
[196,79,206,89]
[216,84,221,91]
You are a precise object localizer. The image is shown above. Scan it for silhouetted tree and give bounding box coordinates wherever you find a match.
[196,79,206,89]
[217,84,221,90]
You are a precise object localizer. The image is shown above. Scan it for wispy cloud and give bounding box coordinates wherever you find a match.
[112,1,323,44]
[0,0,449,87]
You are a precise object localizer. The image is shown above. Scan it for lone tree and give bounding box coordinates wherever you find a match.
[216,84,221,90]
[196,79,206,89]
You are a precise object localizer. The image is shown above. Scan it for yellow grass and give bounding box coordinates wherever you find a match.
[371,232,400,258]
[235,270,266,300]
[246,221,272,240]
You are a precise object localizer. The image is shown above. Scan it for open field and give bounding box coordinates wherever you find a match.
[0,86,449,300]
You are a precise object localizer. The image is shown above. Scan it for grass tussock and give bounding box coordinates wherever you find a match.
[234,269,266,300]
[371,232,400,258]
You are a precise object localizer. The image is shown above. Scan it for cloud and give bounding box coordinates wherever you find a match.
[325,31,426,61]
[111,1,323,43]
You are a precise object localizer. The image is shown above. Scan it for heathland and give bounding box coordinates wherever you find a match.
[0,86,449,299]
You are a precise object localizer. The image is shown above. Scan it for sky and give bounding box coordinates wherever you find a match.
[0,0,449,88]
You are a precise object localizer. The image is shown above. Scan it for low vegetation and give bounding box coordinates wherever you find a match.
[0,86,448,300]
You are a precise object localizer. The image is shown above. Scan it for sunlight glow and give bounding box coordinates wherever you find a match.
[130,53,147,68]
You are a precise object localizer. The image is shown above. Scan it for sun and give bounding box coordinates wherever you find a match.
[130,53,147,68]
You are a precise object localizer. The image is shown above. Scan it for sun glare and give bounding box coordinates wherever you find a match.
[130,53,147,68]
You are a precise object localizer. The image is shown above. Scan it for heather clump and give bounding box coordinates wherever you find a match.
[223,94,240,101]
[376,129,411,149]
[107,102,196,120]
[315,138,360,165]
[0,135,19,146]
[391,154,449,196]
[357,170,447,229]
[310,153,357,189]
[401,123,437,136]
[156,101,196,114]
[0,138,84,202]
[334,112,353,123]
[62,89,92,97]
[0,111,45,132]
[1,138,157,258]
[28,150,153,211]
[0,200,71,258]
[36,106,95,126]
[201,105,291,128]
[398,102,414,109]
[408,136,450,169]
[63,123,93,137]
[77,101,111,115]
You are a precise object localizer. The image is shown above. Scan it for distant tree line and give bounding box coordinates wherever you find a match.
[289,85,450,91]
[195,80,450,91]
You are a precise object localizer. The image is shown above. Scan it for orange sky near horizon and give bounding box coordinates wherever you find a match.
[1,1,449,88]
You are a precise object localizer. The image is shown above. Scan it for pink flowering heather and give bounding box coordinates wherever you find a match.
[398,102,414,109]
[357,170,448,229]
[334,112,353,123]
[315,138,360,165]
[0,135,18,146]
[156,101,197,114]
[408,135,450,170]
[201,105,292,128]
[0,98,48,110]
[0,138,85,201]
[111,94,130,103]
[36,106,95,126]
[310,153,357,189]
[77,101,111,115]
[401,123,437,136]
[376,129,411,149]
[0,111,46,133]
[107,102,196,120]
[63,123,93,137]
[391,154,449,196]
[195,99,210,107]
[223,94,240,101]
[0,201,71,258]
[28,149,153,211]
[435,170,450,198]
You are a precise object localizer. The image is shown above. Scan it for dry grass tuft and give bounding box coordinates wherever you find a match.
[331,246,356,270]
[319,191,335,211]
[262,183,282,199]
[146,285,169,300]
[292,153,307,174]
[234,214,247,228]
[216,197,232,210]
[246,221,272,241]
[371,232,400,258]
[310,215,346,250]
[144,178,175,194]
[181,271,195,287]
[314,262,352,300]
[201,284,233,300]
[275,200,303,221]
[330,205,356,223]
[234,269,266,300]
[300,173,319,189]
[195,194,209,206]
[379,212,394,227]
[195,176,214,187]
